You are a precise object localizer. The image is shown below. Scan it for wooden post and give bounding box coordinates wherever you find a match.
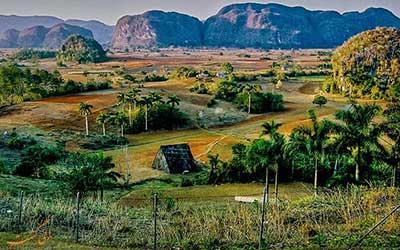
[75,192,81,243]
[153,193,158,250]
[17,191,24,231]
[259,167,269,249]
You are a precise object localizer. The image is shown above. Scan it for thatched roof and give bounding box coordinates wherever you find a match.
[152,144,198,174]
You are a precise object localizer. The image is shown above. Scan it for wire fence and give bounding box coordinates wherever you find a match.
[1,190,399,249]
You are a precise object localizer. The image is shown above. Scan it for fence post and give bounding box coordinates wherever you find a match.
[153,193,158,250]
[75,192,81,243]
[259,167,269,250]
[17,191,24,232]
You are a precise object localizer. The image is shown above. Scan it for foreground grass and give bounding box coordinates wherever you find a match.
[0,232,116,249]
[1,185,398,249]
[0,175,65,196]
[120,182,313,206]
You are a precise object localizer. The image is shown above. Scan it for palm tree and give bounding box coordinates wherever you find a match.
[167,95,181,108]
[116,92,128,112]
[127,88,141,125]
[111,112,128,137]
[139,96,154,131]
[78,102,93,136]
[243,84,261,114]
[149,91,163,105]
[292,110,333,196]
[96,112,109,136]
[334,104,382,182]
[261,120,285,201]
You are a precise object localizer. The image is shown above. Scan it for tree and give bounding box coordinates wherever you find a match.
[261,120,285,201]
[116,92,128,112]
[139,96,154,131]
[334,104,382,182]
[291,110,333,196]
[127,88,141,125]
[79,102,93,136]
[65,153,120,200]
[243,84,262,114]
[167,95,181,108]
[96,112,109,136]
[383,89,400,187]
[149,91,163,105]
[221,62,234,75]
[111,112,128,137]
[313,95,328,108]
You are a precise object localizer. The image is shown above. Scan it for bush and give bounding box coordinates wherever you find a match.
[235,92,284,113]
[81,134,128,150]
[143,73,168,82]
[313,95,328,107]
[6,134,37,150]
[127,104,190,133]
[190,82,210,94]
[214,80,241,102]
[172,67,199,79]
[14,144,63,178]
[12,49,57,60]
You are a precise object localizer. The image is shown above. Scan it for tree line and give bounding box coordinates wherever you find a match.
[208,98,400,196]
[78,88,189,136]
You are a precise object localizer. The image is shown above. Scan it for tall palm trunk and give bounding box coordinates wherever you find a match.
[393,164,398,187]
[145,105,148,131]
[121,125,124,137]
[333,158,338,176]
[128,103,132,126]
[314,155,318,197]
[248,93,251,114]
[274,163,278,202]
[102,123,106,136]
[355,146,360,182]
[85,115,89,136]
[259,166,269,249]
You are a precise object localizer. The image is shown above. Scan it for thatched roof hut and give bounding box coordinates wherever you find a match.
[152,144,198,174]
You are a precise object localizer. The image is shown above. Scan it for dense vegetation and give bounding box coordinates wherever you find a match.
[194,79,284,114]
[57,35,107,64]
[12,49,57,60]
[331,28,400,99]
[209,99,400,193]
[0,131,120,196]
[0,64,110,107]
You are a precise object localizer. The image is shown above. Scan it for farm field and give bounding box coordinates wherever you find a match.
[0,49,348,184]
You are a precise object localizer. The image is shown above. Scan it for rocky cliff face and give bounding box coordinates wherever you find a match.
[204,3,400,49]
[111,3,400,50]
[111,10,203,50]
[0,23,93,49]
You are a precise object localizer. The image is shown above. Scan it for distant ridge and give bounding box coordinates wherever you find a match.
[111,3,400,50]
[0,23,93,49]
[1,3,400,50]
[0,15,113,46]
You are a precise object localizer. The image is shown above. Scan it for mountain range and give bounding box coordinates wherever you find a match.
[1,3,400,50]
[0,15,114,46]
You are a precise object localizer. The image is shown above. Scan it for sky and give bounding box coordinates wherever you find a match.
[0,0,399,25]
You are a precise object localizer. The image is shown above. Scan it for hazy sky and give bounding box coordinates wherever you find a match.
[1,0,399,25]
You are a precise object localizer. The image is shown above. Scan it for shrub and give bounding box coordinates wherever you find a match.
[190,82,210,94]
[313,95,328,107]
[15,144,63,178]
[235,92,284,113]
[81,134,128,150]
[143,73,168,82]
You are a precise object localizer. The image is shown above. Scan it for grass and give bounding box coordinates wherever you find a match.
[1,186,399,249]
[0,175,64,196]
[120,182,313,206]
[0,232,117,249]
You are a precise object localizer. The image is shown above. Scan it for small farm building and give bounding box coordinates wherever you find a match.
[152,144,198,174]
